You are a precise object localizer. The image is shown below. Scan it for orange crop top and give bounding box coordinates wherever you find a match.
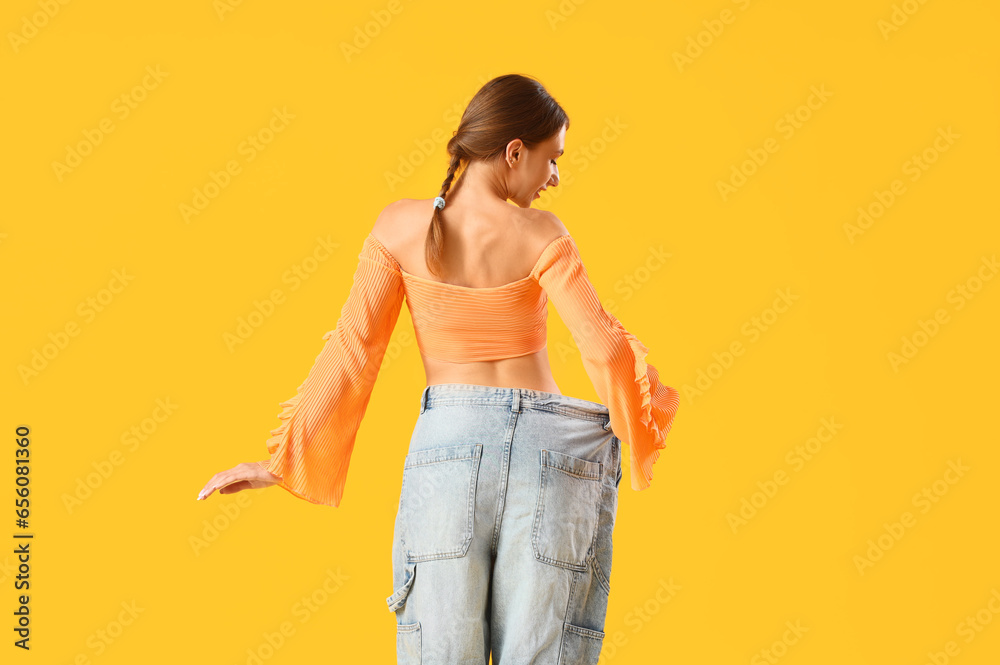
[401,240,551,362]
[256,231,680,507]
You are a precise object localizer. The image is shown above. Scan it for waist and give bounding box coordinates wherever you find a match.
[421,347,560,393]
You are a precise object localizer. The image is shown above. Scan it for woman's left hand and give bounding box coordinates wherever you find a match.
[197,461,282,500]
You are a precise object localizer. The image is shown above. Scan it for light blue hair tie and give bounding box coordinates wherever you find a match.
[433,196,446,210]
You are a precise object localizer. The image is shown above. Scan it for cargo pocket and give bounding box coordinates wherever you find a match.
[531,449,604,571]
[559,621,605,664]
[396,620,421,663]
[399,443,483,562]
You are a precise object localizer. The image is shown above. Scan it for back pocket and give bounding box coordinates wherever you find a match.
[399,443,483,562]
[532,449,604,571]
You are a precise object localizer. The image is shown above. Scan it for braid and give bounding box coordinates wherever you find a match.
[425,152,463,278]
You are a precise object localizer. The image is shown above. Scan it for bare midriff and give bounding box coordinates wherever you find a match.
[421,346,562,394]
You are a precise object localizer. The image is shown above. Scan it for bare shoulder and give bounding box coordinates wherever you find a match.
[523,208,571,249]
[371,198,421,256]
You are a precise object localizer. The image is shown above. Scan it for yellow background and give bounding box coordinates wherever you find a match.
[3,0,998,663]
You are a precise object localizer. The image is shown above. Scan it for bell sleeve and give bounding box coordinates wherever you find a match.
[533,234,680,491]
[255,232,406,507]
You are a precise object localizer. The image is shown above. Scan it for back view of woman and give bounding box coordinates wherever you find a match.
[197,73,680,664]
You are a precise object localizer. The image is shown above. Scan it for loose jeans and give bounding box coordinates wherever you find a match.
[386,383,622,664]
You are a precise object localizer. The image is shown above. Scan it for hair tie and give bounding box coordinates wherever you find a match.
[433,196,446,210]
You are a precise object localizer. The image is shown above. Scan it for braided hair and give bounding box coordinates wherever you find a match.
[425,74,569,279]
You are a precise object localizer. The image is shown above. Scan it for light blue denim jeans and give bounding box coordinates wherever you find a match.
[385,383,622,664]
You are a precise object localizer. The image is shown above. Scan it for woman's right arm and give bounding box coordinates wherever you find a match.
[533,226,680,491]
[254,230,406,507]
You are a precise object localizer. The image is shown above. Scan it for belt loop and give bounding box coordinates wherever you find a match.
[419,386,429,414]
[511,388,521,413]
[603,417,613,431]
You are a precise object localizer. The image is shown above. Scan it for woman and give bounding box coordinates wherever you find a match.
[197,73,680,664]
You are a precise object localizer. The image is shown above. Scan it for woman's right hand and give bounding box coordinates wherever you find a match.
[197,461,282,500]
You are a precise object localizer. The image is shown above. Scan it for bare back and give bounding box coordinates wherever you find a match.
[371,197,568,393]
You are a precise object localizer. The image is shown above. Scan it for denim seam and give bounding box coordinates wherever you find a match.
[558,572,583,662]
[404,445,480,468]
[491,407,520,557]
[425,397,607,423]
[604,436,622,490]
[590,541,612,596]
[423,385,608,412]
[463,448,483,557]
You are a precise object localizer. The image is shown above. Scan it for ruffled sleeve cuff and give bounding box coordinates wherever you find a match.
[255,374,342,506]
[607,314,680,491]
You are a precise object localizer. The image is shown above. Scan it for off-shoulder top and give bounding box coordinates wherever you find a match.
[256,231,680,507]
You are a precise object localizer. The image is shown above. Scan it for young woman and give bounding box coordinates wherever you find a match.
[197,73,680,664]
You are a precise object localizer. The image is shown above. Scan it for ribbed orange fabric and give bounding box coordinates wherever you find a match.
[257,231,679,507]
[401,237,553,362]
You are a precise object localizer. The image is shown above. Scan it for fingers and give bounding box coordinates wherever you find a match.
[198,471,236,500]
[219,480,254,494]
[199,479,236,500]
[197,481,220,500]
[198,462,274,500]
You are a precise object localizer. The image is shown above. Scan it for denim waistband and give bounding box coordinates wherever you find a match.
[419,383,612,427]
